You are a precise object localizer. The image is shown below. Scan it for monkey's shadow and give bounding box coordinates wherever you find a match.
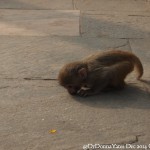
[72,80,150,109]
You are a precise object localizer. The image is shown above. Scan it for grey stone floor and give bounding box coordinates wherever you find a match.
[0,1,150,150]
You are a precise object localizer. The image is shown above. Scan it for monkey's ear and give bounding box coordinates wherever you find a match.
[78,68,87,79]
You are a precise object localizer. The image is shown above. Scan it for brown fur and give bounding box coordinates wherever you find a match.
[58,50,143,96]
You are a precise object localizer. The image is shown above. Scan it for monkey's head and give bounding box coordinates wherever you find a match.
[58,62,88,95]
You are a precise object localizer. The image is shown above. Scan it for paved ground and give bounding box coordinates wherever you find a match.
[0,0,150,150]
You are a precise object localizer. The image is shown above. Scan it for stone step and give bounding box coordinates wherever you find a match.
[0,0,73,10]
[0,9,79,36]
[81,11,150,38]
[0,36,129,79]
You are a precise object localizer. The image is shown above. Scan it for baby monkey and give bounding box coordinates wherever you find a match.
[58,50,143,97]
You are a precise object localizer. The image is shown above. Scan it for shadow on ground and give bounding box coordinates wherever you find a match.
[71,80,150,110]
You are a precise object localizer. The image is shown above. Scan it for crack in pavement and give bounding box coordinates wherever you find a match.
[0,86,10,89]
[0,77,58,81]
[0,86,21,89]
[103,135,144,145]
[128,15,150,17]
[127,39,132,51]
[72,0,76,10]
[109,40,129,49]
[24,77,57,81]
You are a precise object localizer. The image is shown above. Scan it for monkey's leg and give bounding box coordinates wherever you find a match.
[110,61,134,90]
[109,80,125,90]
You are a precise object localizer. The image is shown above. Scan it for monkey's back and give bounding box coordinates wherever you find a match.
[84,50,134,65]
[83,50,143,78]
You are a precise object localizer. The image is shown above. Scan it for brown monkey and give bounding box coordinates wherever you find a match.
[58,50,143,96]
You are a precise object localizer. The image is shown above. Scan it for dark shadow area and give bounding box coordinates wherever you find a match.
[80,14,150,38]
[72,82,150,110]
[140,79,150,85]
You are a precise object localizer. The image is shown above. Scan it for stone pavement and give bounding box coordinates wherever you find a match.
[0,0,150,150]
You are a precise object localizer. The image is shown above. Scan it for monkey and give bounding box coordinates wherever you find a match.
[58,50,143,97]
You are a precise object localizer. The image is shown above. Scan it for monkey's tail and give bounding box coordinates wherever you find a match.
[131,55,143,80]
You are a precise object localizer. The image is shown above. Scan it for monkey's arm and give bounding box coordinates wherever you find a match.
[77,83,108,97]
[77,74,110,97]
[109,61,134,89]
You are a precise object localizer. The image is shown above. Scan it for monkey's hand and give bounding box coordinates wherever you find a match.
[77,88,96,97]
[77,81,109,97]
[77,89,90,97]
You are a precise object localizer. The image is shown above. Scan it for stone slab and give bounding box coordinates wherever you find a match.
[80,11,150,38]
[0,36,130,79]
[0,10,79,36]
[129,39,150,79]
[0,79,149,150]
[74,0,150,11]
[0,0,73,10]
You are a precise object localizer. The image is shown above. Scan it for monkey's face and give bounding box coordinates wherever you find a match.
[58,64,88,95]
[58,71,81,95]
[65,84,80,95]
[60,74,83,95]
